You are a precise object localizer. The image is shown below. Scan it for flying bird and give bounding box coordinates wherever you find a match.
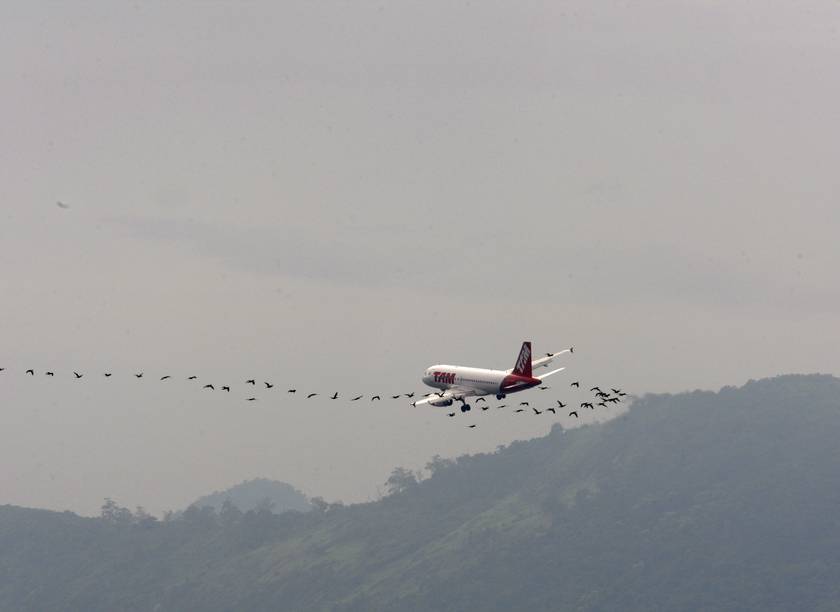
[287,389,296,393]
[481,406,490,411]
[475,398,486,403]
[371,396,381,401]
[331,392,339,399]
[447,412,456,417]
[307,393,317,398]
[546,407,556,414]
[514,408,525,413]
[351,395,363,401]
[203,384,214,390]
[391,395,401,399]
[569,411,579,418]
[104,373,112,377]
[135,373,143,378]
[221,386,231,392]
[73,372,83,379]
[611,388,622,394]
[467,424,477,429]
[532,408,542,415]
[556,401,566,408]
[160,375,171,381]
[497,404,507,409]
[46,371,55,376]
[404,392,415,398]
[519,401,529,406]
[246,397,257,401]
[56,201,70,209]
[26,369,34,375]
[246,379,255,385]
[590,386,601,392]
[265,382,274,389]
[539,386,550,390]
[570,381,579,388]
[187,376,197,380]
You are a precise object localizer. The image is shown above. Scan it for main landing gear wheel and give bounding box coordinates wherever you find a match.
[496,394,506,400]
[460,404,471,413]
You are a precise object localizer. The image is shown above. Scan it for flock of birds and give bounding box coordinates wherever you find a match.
[1,367,628,429]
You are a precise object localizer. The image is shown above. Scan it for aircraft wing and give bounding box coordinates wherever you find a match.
[506,348,572,373]
[411,387,481,407]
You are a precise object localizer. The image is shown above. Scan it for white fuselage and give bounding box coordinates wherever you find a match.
[422,365,507,395]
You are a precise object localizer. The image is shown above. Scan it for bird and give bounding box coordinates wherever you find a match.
[287,389,296,393]
[581,402,593,409]
[546,407,556,414]
[539,386,550,390]
[73,372,83,379]
[571,381,580,387]
[331,392,339,399]
[519,401,529,406]
[221,386,231,392]
[481,406,490,411]
[404,392,415,398]
[264,382,274,389]
[611,388,622,394]
[514,408,525,413]
[618,392,627,396]
[160,375,171,381]
[0,368,4,372]
[246,397,257,401]
[104,373,112,377]
[45,371,55,376]
[246,379,255,385]
[569,411,579,418]
[371,396,381,401]
[556,401,566,408]
[476,398,486,403]
[187,376,197,380]
[135,373,143,378]
[423,393,434,397]
[570,346,574,353]
[596,391,609,398]
[467,424,477,428]
[447,412,456,417]
[607,397,620,404]
[351,395,363,401]
[203,384,214,390]
[598,401,607,408]
[590,386,601,392]
[56,201,70,209]
[391,395,401,399]
[497,404,507,409]
[26,369,34,375]
[532,408,542,415]
[307,393,317,398]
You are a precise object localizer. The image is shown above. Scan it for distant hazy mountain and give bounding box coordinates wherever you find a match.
[3,374,840,611]
[190,478,311,514]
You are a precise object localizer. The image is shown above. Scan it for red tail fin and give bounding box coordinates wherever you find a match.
[512,341,532,378]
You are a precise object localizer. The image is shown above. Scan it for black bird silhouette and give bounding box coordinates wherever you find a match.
[405,392,415,398]
[514,408,525,413]
[246,397,257,401]
[423,393,433,397]
[351,395,363,401]
[611,388,622,394]
[307,393,317,398]
[539,386,549,390]
[570,381,579,387]
[476,398,486,403]
[370,395,380,401]
[556,401,566,408]
[481,406,490,411]
[222,386,231,392]
[287,389,296,393]
[73,372,83,379]
[246,379,255,385]
[607,397,620,403]
[532,408,542,415]
[26,369,34,375]
[447,412,456,417]
[135,373,143,378]
[598,401,607,408]
[618,392,627,396]
[187,376,197,380]
[519,401,529,406]
[569,411,579,418]
[546,407,556,414]
[434,391,445,397]
[391,395,401,399]
[596,391,609,398]
[104,373,112,377]
[467,424,477,428]
[0,368,4,372]
[46,371,55,376]
[590,386,601,392]
[160,375,171,380]
[331,392,339,399]
[570,346,574,353]
[203,384,214,390]
[497,404,507,409]
[581,402,594,409]
[265,382,274,389]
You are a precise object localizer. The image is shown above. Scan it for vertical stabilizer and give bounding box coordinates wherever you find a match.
[512,341,532,378]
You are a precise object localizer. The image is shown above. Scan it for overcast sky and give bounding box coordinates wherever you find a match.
[1,1,839,516]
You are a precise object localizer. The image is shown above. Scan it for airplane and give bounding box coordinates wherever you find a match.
[412,341,571,412]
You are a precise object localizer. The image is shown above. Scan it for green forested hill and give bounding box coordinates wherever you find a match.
[3,374,840,611]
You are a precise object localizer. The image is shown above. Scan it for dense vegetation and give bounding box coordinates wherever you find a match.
[190,478,311,514]
[2,374,840,611]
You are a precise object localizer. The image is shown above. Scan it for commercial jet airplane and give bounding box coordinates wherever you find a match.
[413,341,571,412]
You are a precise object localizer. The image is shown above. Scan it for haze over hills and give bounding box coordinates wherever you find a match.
[2,374,840,611]
[190,478,311,514]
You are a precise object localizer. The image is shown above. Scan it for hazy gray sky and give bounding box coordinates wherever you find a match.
[1,1,839,516]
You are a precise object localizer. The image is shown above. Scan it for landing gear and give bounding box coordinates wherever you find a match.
[460,404,471,413]
[496,393,506,400]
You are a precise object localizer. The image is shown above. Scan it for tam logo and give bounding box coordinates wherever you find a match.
[434,371,456,384]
